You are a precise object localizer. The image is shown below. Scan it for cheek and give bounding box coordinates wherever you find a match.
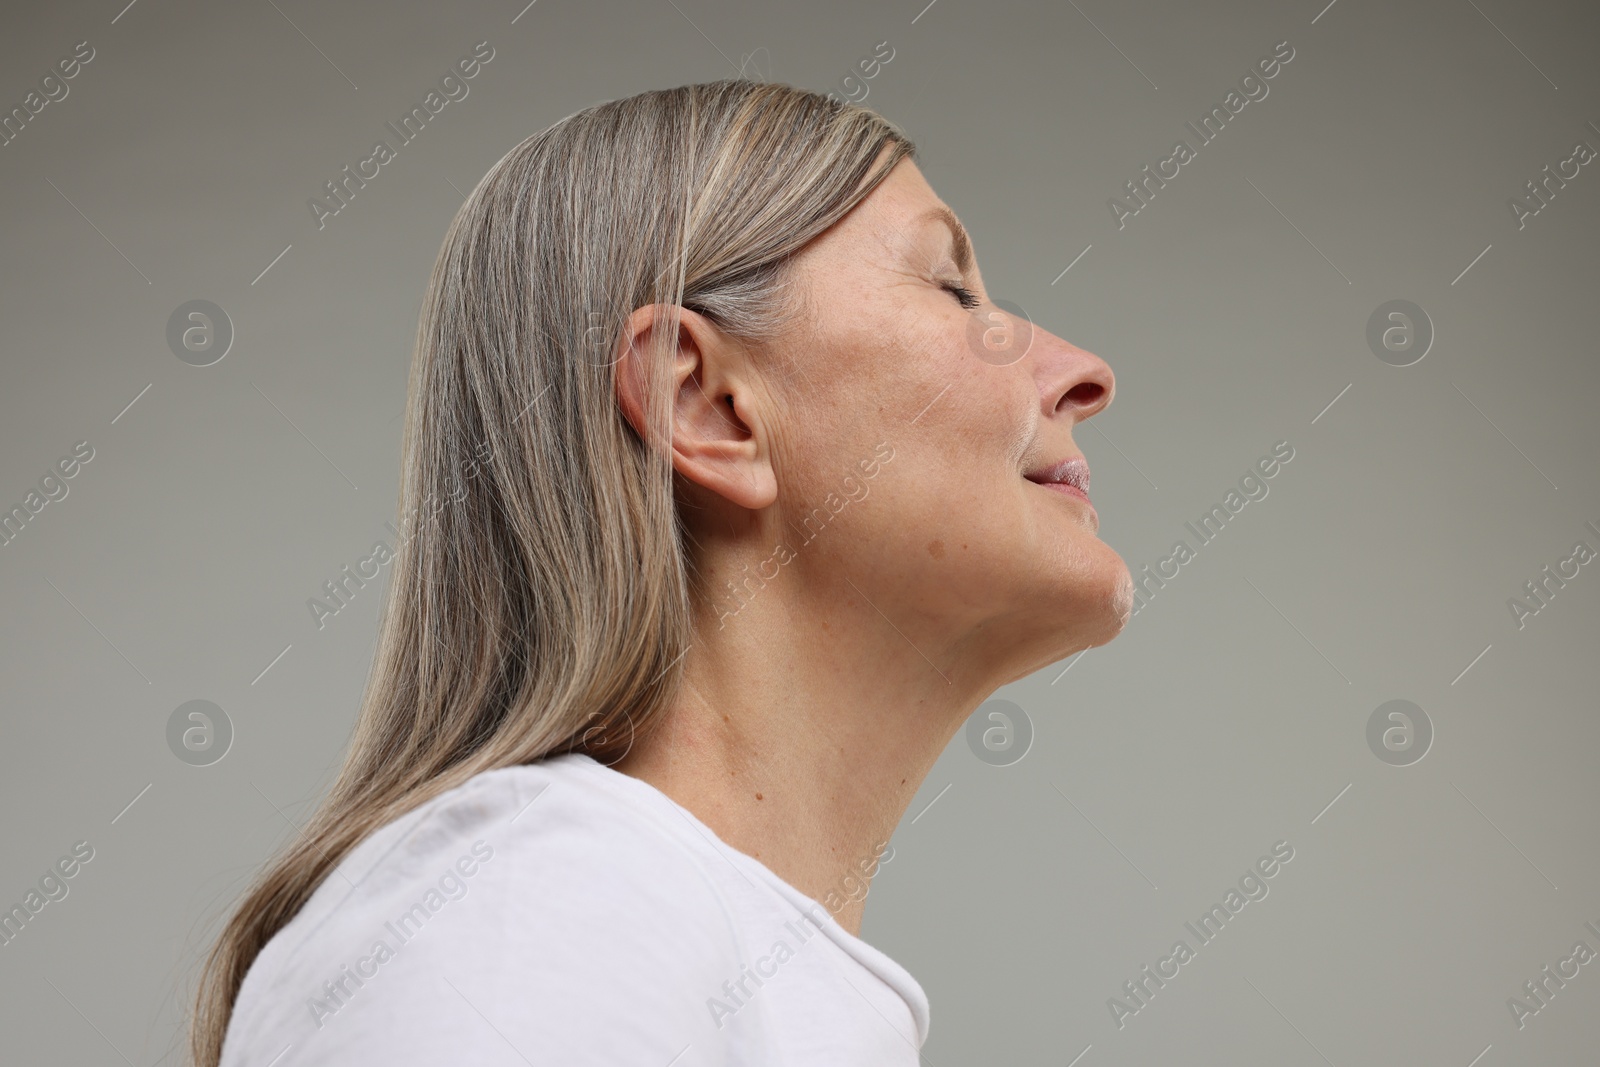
[848,295,979,417]
[939,366,1037,485]
[847,447,1024,576]
[774,301,1040,542]
[779,302,1133,633]
[867,358,1035,541]
[781,312,974,480]
[891,433,1129,620]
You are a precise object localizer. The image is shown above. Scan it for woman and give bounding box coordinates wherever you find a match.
[195,78,1130,1066]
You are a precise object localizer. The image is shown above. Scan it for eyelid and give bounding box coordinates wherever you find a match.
[938,278,981,309]
[932,263,970,290]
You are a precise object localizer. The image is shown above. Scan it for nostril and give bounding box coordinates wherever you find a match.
[1059,381,1105,412]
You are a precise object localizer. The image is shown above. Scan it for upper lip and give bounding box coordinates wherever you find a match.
[1024,456,1090,493]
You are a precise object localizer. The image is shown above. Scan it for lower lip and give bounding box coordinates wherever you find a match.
[1038,480,1091,505]
[1034,480,1097,519]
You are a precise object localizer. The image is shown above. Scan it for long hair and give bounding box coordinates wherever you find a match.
[188,79,914,1065]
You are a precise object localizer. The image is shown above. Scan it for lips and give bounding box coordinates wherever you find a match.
[1024,454,1088,511]
[1024,456,1091,497]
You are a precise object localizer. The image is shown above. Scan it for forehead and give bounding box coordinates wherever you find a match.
[813,158,970,271]
[852,159,942,241]
[863,157,940,218]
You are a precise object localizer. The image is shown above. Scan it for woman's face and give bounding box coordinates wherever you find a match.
[761,155,1133,681]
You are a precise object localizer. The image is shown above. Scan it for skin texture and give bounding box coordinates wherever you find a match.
[612,153,1131,935]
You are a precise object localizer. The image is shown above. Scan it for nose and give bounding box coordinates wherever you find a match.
[1031,326,1114,423]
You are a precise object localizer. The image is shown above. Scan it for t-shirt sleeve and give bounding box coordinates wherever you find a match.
[224,774,757,1067]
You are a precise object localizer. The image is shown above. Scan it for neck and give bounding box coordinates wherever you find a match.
[613,560,1000,936]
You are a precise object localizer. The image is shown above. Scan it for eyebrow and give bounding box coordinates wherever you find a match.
[919,205,974,276]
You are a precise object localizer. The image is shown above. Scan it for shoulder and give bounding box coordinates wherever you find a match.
[222,756,753,1067]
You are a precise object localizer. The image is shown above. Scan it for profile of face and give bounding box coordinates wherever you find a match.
[627,151,1133,688]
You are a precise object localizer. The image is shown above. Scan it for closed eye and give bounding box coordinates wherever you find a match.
[940,280,980,310]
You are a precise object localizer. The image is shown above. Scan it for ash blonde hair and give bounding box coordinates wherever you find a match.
[188,78,914,1065]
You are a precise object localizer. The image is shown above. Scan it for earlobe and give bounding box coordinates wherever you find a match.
[611,304,778,512]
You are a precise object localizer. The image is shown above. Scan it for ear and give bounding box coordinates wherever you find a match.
[612,304,778,511]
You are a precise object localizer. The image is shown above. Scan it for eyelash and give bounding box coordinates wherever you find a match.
[940,281,981,310]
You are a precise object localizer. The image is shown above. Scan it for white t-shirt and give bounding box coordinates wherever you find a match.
[220,753,929,1066]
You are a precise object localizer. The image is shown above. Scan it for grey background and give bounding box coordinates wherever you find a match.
[2,0,1596,1063]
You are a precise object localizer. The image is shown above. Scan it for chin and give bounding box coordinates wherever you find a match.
[1062,553,1135,650]
[1098,567,1137,642]
[1000,559,1132,683]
